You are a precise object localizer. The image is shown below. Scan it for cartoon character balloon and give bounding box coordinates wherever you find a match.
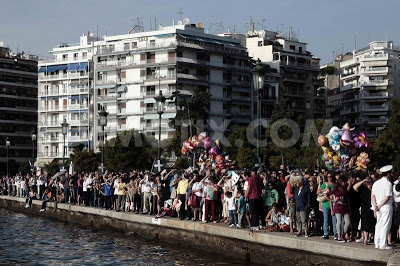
[353,132,368,149]
[355,152,370,172]
[329,126,341,151]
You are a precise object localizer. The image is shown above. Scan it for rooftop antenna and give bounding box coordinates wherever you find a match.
[354,34,357,51]
[178,8,184,21]
[96,25,99,41]
[233,24,237,33]
[150,16,152,31]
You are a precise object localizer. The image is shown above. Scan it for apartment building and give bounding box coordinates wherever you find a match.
[230,29,324,121]
[340,41,400,136]
[0,44,38,174]
[37,21,252,162]
[92,22,251,148]
[37,34,97,164]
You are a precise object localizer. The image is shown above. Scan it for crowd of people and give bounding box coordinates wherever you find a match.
[1,164,399,250]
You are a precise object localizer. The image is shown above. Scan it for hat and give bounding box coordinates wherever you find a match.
[380,165,393,173]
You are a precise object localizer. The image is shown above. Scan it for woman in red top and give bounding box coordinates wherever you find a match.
[325,175,351,243]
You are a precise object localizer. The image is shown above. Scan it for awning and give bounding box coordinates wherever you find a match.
[162,113,176,119]
[68,141,88,147]
[69,109,88,113]
[96,84,116,89]
[117,86,127,93]
[143,114,159,120]
[38,67,47,73]
[47,64,68,72]
[67,63,79,72]
[144,98,156,103]
[178,34,244,48]
[34,158,54,168]
[156,33,174,38]
[78,62,88,71]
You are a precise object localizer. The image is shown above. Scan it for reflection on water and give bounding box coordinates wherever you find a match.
[0,208,249,265]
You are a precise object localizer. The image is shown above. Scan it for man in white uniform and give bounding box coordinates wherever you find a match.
[371,165,393,250]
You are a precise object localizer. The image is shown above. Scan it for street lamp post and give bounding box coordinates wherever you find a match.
[5,137,10,177]
[154,90,166,169]
[61,119,69,171]
[250,60,265,167]
[31,130,36,174]
[98,106,109,175]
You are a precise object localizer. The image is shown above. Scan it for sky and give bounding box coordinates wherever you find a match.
[1,0,399,64]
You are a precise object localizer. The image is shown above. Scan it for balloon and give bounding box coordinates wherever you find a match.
[191,136,199,147]
[183,140,194,150]
[209,145,219,156]
[203,137,212,150]
[355,152,369,172]
[181,147,188,155]
[329,126,341,151]
[198,132,207,141]
[340,123,354,148]
[318,135,328,147]
[353,132,368,149]
[215,139,221,146]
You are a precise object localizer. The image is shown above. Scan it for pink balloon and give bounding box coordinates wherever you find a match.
[203,137,212,150]
[209,145,218,156]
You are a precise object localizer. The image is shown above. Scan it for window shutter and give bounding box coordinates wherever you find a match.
[140,69,146,77]
[121,71,126,78]
[121,102,126,108]
[140,53,146,61]
[168,51,175,58]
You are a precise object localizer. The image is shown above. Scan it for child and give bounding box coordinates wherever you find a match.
[226,191,237,227]
[25,187,36,208]
[237,190,246,228]
[265,203,280,232]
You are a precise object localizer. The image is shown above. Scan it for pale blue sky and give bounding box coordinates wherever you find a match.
[1,0,399,63]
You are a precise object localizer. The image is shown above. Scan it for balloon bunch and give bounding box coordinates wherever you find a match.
[181,132,235,173]
[318,123,369,172]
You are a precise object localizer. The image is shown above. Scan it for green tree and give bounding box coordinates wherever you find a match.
[226,126,254,160]
[236,147,256,169]
[44,160,61,175]
[18,161,32,175]
[369,99,400,170]
[70,147,99,173]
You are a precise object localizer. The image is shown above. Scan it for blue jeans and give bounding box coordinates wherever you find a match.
[229,210,238,225]
[322,207,338,238]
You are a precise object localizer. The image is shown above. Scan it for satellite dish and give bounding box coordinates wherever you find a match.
[198,22,204,28]
[177,20,183,25]
[183,18,190,25]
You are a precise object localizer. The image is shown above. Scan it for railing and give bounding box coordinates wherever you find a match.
[39,121,60,127]
[177,41,247,56]
[97,41,178,55]
[69,87,89,94]
[69,135,89,141]
[231,80,250,86]
[363,54,388,59]
[39,56,88,64]
[39,105,67,112]
[368,118,388,123]
[69,104,88,110]
[146,73,176,81]
[280,61,320,70]
[117,124,126,131]
[96,80,116,86]
[39,74,68,80]
[37,152,72,158]
[95,58,176,70]
[176,73,207,81]
[69,120,89,126]
[363,105,388,111]
[363,92,389,98]
[68,72,88,78]
[118,109,126,115]
[362,67,388,73]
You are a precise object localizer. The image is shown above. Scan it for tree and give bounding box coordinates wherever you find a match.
[18,161,31,175]
[70,147,99,173]
[44,160,61,176]
[226,126,254,160]
[236,147,256,169]
[369,98,400,170]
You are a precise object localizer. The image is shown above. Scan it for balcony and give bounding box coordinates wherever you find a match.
[367,118,388,124]
[146,73,176,82]
[95,58,176,70]
[97,41,178,55]
[69,87,89,94]
[363,91,389,99]
[39,74,68,81]
[118,109,126,115]
[361,80,390,86]
[39,56,88,65]
[363,105,389,112]
[231,80,250,87]
[362,54,389,61]
[117,124,127,131]
[37,152,72,158]
[361,67,388,74]
[69,135,89,141]
[341,107,360,115]
[69,104,88,110]
[280,61,320,70]
[68,72,88,79]
[39,105,67,112]
[39,121,60,127]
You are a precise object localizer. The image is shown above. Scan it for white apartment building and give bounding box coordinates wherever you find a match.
[229,29,324,120]
[37,22,252,162]
[37,34,98,163]
[340,41,400,136]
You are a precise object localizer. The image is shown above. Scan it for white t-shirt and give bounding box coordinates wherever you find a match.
[114,179,119,195]
[192,182,204,197]
[393,180,400,203]
[226,196,236,211]
[371,177,393,212]
[243,181,248,193]
[83,179,88,192]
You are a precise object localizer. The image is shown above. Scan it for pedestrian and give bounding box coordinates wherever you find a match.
[245,168,264,230]
[294,175,311,237]
[372,165,394,250]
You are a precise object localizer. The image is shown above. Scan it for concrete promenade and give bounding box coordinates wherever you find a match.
[0,195,397,265]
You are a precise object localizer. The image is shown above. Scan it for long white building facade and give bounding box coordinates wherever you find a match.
[340,41,400,136]
[37,22,252,162]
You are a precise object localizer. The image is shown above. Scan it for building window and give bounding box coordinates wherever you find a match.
[132,42,137,48]
[258,41,263,47]
[290,45,296,51]
[82,52,87,59]
[306,102,311,109]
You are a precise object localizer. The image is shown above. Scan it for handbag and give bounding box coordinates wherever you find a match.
[188,193,198,208]
[317,186,329,202]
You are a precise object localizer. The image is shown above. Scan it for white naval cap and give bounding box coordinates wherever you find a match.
[380,165,393,173]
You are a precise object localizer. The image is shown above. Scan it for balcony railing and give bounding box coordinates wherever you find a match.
[280,61,320,70]
[37,152,73,158]
[95,58,176,70]
[39,56,88,64]
[97,41,178,55]
[363,92,389,98]
[363,105,389,111]
[39,74,68,80]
